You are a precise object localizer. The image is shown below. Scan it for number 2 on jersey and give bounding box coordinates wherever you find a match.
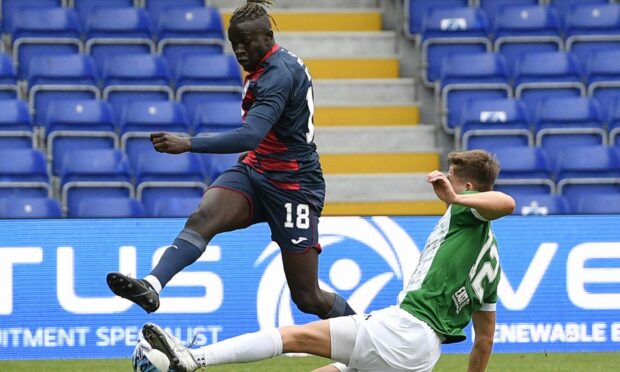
[284,203,310,229]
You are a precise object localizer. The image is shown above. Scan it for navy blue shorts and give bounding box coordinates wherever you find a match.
[210,163,325,253]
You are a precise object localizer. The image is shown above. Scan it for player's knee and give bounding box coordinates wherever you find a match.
[291,290,324,315]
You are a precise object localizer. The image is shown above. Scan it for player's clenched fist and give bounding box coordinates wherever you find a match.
[150,132,192,154]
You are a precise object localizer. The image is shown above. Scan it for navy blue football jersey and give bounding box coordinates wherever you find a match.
[241,44,324,190]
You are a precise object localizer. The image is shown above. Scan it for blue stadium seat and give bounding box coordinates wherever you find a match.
[193,101,242,134]
[575,193,620,214]
[0,99,35,148]
[151,196,201,217]
[480,0,541,22]
[145,0,206,19]
[564,3,620,38]
[74,0,136,24]
[405,0,469,37]
[0,148,51,197]
[44,99,117,176]
[534,97,606,164]
[493,5,563,72]
[458,98,532,151]
[420,6,492,86]
[586,49,620,118]
[491,146,555,195]
[513,51,585,117]
[119,101,190,170]
[0,197,61,218]
[555,145,620,211]
[84,7,156,71]
[27,54,100,124]
[200,153,239,183]
[134,151,207,215]
[72,196,144,218]
[176,54,243,121]
[101,54,173,115]
[513,194,570,215]
[60,149,133,214]
[157,7,225,72]
[0,52,18,99]
[2,0,62,32]
[438,52,511,133]
[549,0,608,19]
[565,3,620,66]
[608,97,620,146]
[10,8,82,79]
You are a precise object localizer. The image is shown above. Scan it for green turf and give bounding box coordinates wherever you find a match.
[0,353,618,371]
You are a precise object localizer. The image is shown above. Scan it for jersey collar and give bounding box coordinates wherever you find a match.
[251,43,280,73]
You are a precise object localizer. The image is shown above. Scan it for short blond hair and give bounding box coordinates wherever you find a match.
[447,150,500,192]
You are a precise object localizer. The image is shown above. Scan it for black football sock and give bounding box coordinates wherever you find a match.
[149,228,207,288]
[323,293,356,319]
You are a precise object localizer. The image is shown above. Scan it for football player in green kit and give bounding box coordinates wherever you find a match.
[139,149,515,372]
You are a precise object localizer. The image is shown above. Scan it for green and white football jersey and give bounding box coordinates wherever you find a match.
[399,194,501,344]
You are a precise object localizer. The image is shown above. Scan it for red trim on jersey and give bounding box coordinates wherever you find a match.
[268,179,300,190]
[255,131,288,154]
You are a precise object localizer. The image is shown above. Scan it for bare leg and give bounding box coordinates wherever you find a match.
[281,248,335,317]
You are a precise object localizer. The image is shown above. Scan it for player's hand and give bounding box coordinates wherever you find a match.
[150,132,191,154]
[427,170,457,204]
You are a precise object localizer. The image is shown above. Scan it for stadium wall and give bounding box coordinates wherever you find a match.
[0,215,619,360]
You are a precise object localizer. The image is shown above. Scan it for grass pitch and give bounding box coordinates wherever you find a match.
[0,352,618,371]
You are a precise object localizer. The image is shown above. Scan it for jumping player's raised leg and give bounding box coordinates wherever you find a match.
[107,165,257,313]
[256,172,356,319]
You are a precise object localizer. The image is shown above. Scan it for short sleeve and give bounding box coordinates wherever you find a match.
[451,203,487,226]
[247,64,293,126]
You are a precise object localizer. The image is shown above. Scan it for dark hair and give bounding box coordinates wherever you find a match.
[230,0,276,27]
[447,150,500,192]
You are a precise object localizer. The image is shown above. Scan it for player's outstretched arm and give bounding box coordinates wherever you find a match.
[427,171,515,220]
[150,115,273,155]
[467,310,496,372]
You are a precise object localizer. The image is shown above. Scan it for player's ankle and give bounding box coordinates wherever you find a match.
[144,275,162,294]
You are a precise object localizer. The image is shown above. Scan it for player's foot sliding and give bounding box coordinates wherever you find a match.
[106,273,160,313]
[142,323,199,372]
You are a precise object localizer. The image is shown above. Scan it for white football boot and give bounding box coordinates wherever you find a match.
[142,323,199,372]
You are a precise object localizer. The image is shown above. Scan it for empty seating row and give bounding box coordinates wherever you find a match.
[412,3,620,86]
[3,5,225,77]
[491,145,620,211]
[0,52,242,122]
[0,195,202,218]
[0,148,238,215]
[438,51,620,134]
[455,96,620,155]
[2,0,210,27]
[407,0,614,36]
[513,192,620,215]
[0,99,242,164]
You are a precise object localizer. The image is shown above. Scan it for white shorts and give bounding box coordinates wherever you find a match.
[328,306,442,372]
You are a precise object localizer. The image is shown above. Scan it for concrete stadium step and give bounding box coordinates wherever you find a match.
[315,105,419,126]
[323,173,445,216]
[314,79,415,106]
[320,152,439,174]
[275,32,397,58]
[303,57,398,79]
[323,200,445,216]
[211,0,380,9]
[325,173,437,202]
[222,9,382,32]
[315,126,435,153]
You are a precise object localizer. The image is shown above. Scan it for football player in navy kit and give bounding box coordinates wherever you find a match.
[107,0,356,320]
